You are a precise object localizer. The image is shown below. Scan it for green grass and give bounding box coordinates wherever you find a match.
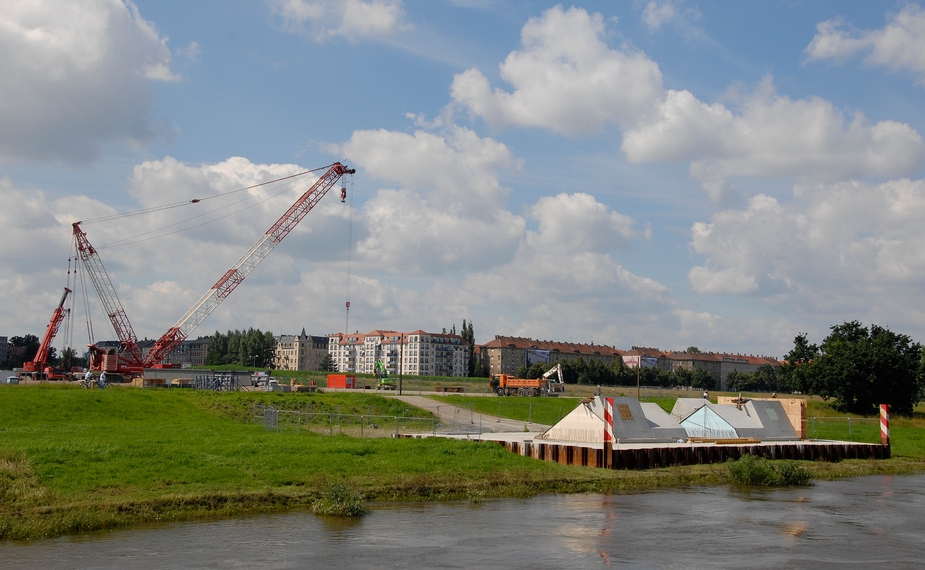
[0,385,613,539]
[431,394,679,424]
[432,395,581,425]
[2,385,924,540]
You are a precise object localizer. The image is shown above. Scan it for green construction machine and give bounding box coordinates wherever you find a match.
[375,359,396,390]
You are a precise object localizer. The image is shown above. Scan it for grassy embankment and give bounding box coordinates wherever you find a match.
[2,385,924,540]
[0,385,716,540]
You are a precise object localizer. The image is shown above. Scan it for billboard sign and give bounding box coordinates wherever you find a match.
[526,349,550,367]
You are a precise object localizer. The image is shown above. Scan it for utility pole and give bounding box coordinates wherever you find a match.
[399,332,404,395]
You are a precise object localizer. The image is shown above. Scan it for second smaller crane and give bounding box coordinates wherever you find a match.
[21,287,71,381]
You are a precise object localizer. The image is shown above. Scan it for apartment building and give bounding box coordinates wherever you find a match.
[328,329,469,377]
[634,349,781,390]
[480,335,622,376]
[163,337,211,368]
[274,329,329,371]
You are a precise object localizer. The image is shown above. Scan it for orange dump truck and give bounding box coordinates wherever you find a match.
[489,372,564,397]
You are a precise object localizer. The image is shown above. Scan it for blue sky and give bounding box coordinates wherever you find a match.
[3,0,925,359]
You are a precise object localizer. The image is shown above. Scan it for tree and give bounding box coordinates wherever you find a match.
[691,368,716,391]
[61,347,81,371]
[205,328,275,368]
[459,319,478,377]
[9,335,40,367]
[785,321,924,415]
[781,332,818,394]
[320,354,335,372]
[725,369,747,391]
[526,362,547,379]
[686,346,701,354]
[672,366,693,387]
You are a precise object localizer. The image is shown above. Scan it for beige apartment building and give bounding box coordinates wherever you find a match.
[480,335,622,376]
[274,329,329,371]
[329,329,469,377]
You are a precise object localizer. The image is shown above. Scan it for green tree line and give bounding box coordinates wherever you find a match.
[516,358,717,390]
[781,321,924,415]
[205,328,275,368]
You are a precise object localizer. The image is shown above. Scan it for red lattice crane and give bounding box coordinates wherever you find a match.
[22,287,72,379]
[73,162,354,375]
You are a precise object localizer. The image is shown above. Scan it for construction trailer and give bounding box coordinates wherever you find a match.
[327,374,356,389]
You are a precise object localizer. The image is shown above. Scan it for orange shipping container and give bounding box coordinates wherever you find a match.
[327,374,356,389]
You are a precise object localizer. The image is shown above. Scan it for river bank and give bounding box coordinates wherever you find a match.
[2,385,923,540]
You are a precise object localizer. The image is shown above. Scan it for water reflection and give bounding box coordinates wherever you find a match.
[3,475,924,569]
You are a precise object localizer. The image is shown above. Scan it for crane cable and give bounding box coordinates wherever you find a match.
[80,165,336,226]
[345,172,354,337]
[98,174,306,249]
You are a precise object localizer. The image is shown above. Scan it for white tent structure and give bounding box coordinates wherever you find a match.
[538,396,687,444]
[671,398,799,441]
[678,405,741,439]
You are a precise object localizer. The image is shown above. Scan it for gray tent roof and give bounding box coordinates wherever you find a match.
[671,399,799,441]
[589,397,687,443]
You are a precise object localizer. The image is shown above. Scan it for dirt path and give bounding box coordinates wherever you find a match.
[389,394,551,433]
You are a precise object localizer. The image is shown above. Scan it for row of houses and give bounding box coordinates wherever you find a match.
[623,346,782,390]
[18,330,780,390]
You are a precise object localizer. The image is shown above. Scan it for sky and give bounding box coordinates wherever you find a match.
[3,0,925,359]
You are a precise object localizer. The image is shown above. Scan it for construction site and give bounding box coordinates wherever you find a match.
[14,163,355,385]
[9,158,891,473]
[400,393,891,470]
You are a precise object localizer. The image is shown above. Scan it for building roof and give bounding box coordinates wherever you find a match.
[480,335,620,356]
[330,330,466,344]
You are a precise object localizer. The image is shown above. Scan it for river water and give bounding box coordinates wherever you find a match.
[3,475,923,569]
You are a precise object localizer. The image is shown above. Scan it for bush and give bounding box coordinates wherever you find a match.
[311,482,370,517]
[726,454,813,486]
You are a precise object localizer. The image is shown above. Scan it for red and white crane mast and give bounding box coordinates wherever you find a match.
[72,223,144,367]
[22,287,72,378]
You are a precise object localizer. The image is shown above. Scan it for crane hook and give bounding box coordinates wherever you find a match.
[340,187,347,203]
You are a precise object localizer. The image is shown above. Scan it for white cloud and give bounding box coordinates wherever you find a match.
[335,123,667,345]
[268,0,407,41]
[688,179,925,332]
[526,192,636,253]
[449,7,923,200]
[335,125,525,273]
[642,1,678,32]
[0,142,669,352]
[804,4,925,83]
[0,0,178,164]
[177,41,201,61]
[450,5,664,136]
[0,157,363,342]
[671,309,797,359]
[622,78,925,199]
[457,191,665,346]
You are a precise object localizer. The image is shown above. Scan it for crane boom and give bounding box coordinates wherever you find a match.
[23,287,72,374]
[142,162,355,367]
[72,222,144,366]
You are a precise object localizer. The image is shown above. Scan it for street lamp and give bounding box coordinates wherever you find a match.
[252,355,257,368]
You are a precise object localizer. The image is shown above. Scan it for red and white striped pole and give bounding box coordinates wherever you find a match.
[603,397,614,468]
[880,404,890,447]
